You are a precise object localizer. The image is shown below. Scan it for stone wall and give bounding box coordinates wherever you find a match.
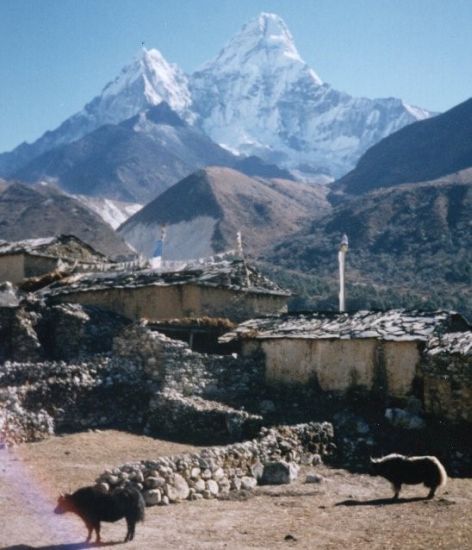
[0,321,267,446]
[0,300,129,362]
[96,421,335,506]
[422,332,472,423]
[0,355,152,446]
[112,322,267,442]
[113,323,265,404]
[146,389,263,443]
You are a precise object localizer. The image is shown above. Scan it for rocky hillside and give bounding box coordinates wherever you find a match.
[270,170,472,316]
[333,97,472,197]
[119,166,330,259]
[0,182,133,258]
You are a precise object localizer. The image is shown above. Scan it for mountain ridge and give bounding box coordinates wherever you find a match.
[12,104,235,203]
[0,182,134,259]
[333,97,472,196]
[269,168,472,315]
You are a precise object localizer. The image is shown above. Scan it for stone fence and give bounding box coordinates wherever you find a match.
[96,422,335,506]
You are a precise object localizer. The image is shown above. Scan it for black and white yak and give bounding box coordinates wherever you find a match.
[370,453,447,500]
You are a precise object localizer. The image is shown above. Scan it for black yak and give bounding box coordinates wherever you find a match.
[54,485,145,543]
[370,453,447,500]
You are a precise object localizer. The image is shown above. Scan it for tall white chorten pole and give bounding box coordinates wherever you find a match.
[338,234,349,312]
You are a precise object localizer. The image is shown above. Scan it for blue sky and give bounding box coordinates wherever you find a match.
[1,0,471,152]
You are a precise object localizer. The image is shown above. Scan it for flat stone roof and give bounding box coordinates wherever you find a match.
[41,258,290,298]
[219,309,471,343]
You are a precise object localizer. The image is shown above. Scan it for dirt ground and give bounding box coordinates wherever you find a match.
[1,430,472,550]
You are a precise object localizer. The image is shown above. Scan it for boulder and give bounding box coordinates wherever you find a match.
[241,476,257,490]
[206,479,219,496]
[143,489,162,506]
[166,473,190,502]
[305,473,324,484]
[260,461,299,485]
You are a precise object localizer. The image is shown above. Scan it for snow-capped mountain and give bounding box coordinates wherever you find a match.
[0,12,432,181]
[190,12,432,178]
[0,48,192,176]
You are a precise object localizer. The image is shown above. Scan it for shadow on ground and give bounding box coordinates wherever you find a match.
[3,542,122,550]
[335,496,428,506]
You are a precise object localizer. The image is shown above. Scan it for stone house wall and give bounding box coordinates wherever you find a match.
[52,283,288,323]
[0,254,25,284]
[23,254,59,278]
[383,341,421,398]
[245,337,420,398]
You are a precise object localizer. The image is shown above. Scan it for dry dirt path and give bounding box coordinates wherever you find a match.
[1,431,471,550]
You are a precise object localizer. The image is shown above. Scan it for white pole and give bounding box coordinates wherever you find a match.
[160,224,167,265]
[338,234,348,312]
[236,231,244,257]
[236,230,251,287]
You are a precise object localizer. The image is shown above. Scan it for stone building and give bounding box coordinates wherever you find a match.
[220,310,471,400]
[0,235,109,284]
[42,258,290,323]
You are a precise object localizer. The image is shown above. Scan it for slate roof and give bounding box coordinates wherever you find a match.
[0,237,57,256]
[219,310,471,343]
[0,235,106,261]
[425,331,472,356]
[41,259,290,298]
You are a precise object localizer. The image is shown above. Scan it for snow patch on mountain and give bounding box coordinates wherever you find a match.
[75,195,143,229]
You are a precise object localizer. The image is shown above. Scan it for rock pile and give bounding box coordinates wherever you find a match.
[96,421,335,505]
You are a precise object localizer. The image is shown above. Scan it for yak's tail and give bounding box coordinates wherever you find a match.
[430,456,448,488]
[136,491,145,523]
